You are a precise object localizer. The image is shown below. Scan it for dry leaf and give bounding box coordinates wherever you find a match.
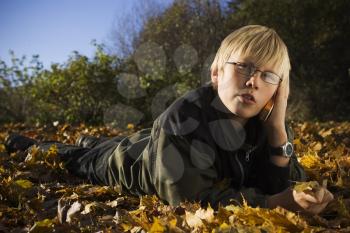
[185,211,203,228]
[66,201,82,223]
[294,181,320,193]
[149,217,166,233]
[194,205,214,223]
[15,179,33,189]
[29,219,54,233]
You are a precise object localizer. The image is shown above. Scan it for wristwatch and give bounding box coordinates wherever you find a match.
[268,141,294,158]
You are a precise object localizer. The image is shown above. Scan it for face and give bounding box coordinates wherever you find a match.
[211,53,280,124]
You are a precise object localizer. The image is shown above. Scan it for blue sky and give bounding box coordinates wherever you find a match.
[0,0,173,69]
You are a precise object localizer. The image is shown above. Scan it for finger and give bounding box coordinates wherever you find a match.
[322,190,334,203]
[306,201,329,215]
[300,192,319,204]
[297,199,316,210]
[278,78,289,99]
[314,188,325,203]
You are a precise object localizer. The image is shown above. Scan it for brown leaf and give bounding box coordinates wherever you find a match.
[66,201,82,223]
[185,211,203,228]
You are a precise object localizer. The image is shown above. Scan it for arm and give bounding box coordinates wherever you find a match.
[252,123,306,196]
[149,125,269,209]
[257,123,333,214]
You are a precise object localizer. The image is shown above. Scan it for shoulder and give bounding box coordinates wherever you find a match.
[156,83,215,136]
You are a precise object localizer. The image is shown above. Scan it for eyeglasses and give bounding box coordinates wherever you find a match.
[226,61,282,85]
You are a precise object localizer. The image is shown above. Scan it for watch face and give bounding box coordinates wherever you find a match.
[285,143,293,156]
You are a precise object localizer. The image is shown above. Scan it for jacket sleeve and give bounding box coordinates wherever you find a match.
[149,118,268,209]
[251,123,307,195]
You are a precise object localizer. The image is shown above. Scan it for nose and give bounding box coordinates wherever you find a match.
[245,71,260,89]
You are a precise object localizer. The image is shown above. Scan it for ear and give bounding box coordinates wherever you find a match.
[211,67,219,84]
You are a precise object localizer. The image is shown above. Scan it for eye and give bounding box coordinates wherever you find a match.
[262,72,279,83]
[237,63,247,68]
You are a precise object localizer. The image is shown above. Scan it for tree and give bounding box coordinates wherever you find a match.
[226,0,350,120]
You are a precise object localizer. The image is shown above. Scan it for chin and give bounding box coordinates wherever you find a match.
[231,108,252,120]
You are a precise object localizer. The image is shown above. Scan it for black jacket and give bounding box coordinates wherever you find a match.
[105,82,306,208]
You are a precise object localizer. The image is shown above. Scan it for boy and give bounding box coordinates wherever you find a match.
[6,25,333,214]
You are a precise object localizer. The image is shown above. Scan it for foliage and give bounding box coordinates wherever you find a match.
[1,0,349,125]
[129,0,350,121]
[29,44,124,124]
[225,0,350,121]
[0,52,42,123]
[1,121,350,232]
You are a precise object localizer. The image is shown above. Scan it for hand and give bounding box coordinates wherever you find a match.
[292,186,334,215]
[263,74,290,131]
[262,76,290,166]
[267,187,334,215]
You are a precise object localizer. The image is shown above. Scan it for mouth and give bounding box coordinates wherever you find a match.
[240,93,256,104]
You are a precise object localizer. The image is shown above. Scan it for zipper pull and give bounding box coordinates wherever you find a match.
[245,145,257,162]
[245,151,251,162]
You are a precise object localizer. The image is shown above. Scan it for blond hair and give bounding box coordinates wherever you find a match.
[210,25,291,90]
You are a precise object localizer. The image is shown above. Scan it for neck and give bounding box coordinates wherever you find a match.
[231,114,248,126]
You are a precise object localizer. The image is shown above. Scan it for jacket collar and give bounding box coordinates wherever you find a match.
[207,83,266,153]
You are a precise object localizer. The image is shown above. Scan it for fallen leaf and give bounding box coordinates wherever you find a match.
[294,181,320,193]
[15,179,33,189]
[149,217,166,233]
[66,201,82,223]
[185,211,203,228]
[29,218,54,233]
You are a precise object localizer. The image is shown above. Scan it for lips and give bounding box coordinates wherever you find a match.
[241,93,256,103]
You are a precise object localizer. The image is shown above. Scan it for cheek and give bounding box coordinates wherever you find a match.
[259,89,277,106]
[218,75,239,93]
[226,73,244,88]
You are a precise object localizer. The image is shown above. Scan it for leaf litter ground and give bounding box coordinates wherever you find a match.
[0,121,350,232]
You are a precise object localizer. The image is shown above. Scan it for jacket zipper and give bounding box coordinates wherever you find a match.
[245,145,258,162]
[234,151,244,187]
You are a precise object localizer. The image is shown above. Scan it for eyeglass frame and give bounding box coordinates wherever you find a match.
[225,61,282,85]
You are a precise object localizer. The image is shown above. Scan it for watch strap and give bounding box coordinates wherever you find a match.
[268,141,293,158]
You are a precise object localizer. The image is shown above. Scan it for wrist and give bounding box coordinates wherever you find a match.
[266,128,291,167]
[270,155,290,167]
[266,188,298,211]
[266,128,288,147]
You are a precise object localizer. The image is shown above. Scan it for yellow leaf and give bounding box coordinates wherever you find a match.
[140,195,158,209]
[29,218,54,233]
[149,217,165,233]
[47,144,58,157]
[300,122,308,132]
[120,223,133,232]
[185,211,203,228]
[299,152,321,169]
[212,222,234,233]
[319,128,333,137]
[0,144,5,153]
[195,204,214,223]
[34,218,54,227]
[169,218,177,228]
[293,181,320,193]
[219,222,230,230]
[216,206,231,224]
[312,142,322,151]
[15,179,33,189]
[127,123,135,129]
[293,138,301,147]
[227,202,310,232]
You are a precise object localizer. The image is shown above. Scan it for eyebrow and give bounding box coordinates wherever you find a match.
[239,60,278,74]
